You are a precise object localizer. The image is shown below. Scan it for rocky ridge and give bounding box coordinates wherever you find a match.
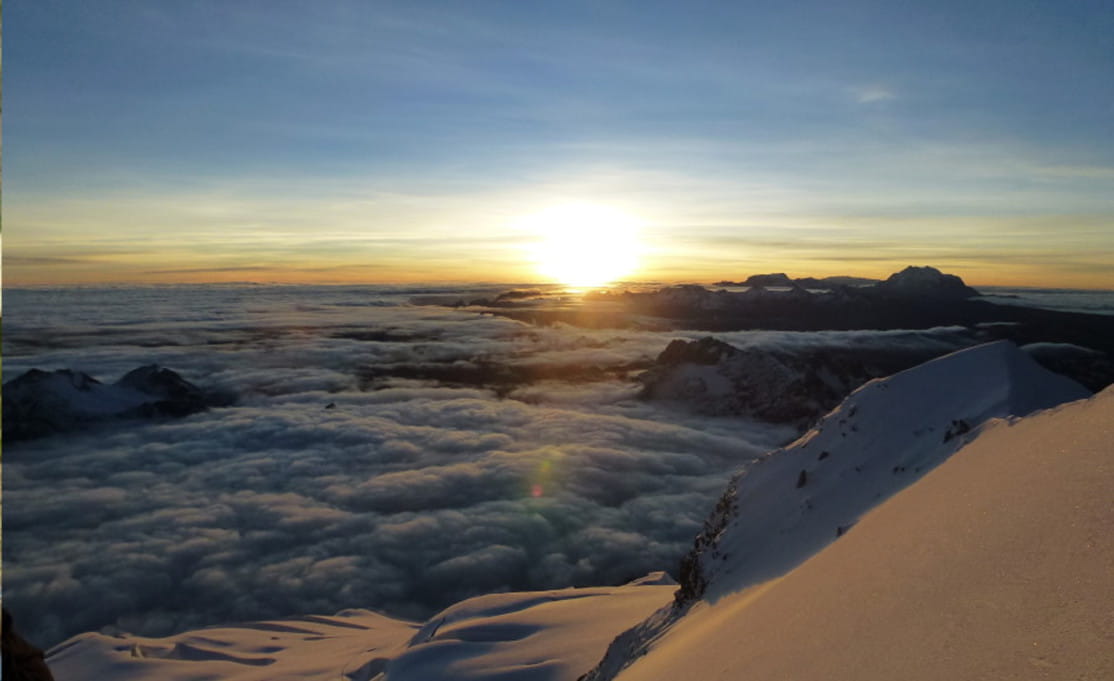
[2,365,223,442]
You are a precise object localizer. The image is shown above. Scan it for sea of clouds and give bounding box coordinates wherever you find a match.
[3,285,979,645]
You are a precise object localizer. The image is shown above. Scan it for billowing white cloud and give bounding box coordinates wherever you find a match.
[2,286,980,646]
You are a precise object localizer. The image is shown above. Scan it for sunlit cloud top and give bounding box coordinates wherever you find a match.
[6,0,1113,287]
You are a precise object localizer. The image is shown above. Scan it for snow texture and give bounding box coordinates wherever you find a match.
[585,340,1090,679]
[616,385,1113,681]
[47,577,675,681]
[683,339,1089,603]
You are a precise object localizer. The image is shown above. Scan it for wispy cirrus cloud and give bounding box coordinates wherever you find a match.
[851,84,897,103]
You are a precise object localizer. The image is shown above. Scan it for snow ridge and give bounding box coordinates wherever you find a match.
[582,340,1089,681]
[46,579,676,681]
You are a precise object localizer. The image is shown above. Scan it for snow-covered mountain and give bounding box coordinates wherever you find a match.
[583,339,1092,680]
[2,365,218,441]
[675,339,1087,602]
[35,341,1107,680]
[605,380,1113,681]
[637,335,972,423]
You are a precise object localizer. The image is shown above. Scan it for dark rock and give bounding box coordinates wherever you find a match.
[116,365,207,418]
[656,337,737,366]
[674,479,740,604]
[639,336,968,425]
[1021,343,1114,393]
[743,273,794,288]
[873,266,979,299]
[943,419,971,443]
[3,365,216,442]
[795,275,879,290]
[2,609,55,681]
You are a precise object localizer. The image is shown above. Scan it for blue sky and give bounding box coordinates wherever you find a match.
[6,0,1114,286]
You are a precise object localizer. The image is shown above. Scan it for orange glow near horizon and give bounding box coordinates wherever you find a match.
[6,260,1113,291]
[4,241,1112,291]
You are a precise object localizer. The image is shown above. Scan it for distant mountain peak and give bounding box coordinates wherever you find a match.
[876,265,979,298]
[2,365,218,442]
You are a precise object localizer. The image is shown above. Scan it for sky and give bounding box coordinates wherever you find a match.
[5,0,1114,287]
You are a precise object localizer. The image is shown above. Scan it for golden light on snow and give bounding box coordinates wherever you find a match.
[521,203,642,288]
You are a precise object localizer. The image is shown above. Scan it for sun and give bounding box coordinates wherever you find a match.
[522,203,642,288]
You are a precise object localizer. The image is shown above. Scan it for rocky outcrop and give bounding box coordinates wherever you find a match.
[2,365,219,442]
[2,609,55,681]
[604,267,979,329]
[742,273,794,288]
[486,267,993,333]
[638,336,969,425]
[672,341,1089,603]
[873,265,979,299]
[114,365,209,417]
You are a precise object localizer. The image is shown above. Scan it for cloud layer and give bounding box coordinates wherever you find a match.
[3,285,972,646]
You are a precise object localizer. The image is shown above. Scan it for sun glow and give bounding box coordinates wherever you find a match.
[522,203,642,288]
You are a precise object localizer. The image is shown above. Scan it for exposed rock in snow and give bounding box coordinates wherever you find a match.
[679,340,1088,601]
[114,365,208,417]
[638,335,974,425]
[2,365,217,441]
[647,285,736,312]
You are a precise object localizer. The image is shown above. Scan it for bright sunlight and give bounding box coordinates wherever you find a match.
[521,203,642,288]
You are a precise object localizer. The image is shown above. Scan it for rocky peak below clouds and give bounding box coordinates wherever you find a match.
[3,365,223,442]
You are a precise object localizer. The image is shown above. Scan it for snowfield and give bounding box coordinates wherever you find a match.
[43,342,1111,679]
[614,385,1113,681]
[46,576,676,681]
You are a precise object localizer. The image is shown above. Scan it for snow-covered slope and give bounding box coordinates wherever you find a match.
[47,610,417,681]
[584,340,1090,679]
[613,385,1113,681]
[679,339,1088,602]
[46,576,675,681]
